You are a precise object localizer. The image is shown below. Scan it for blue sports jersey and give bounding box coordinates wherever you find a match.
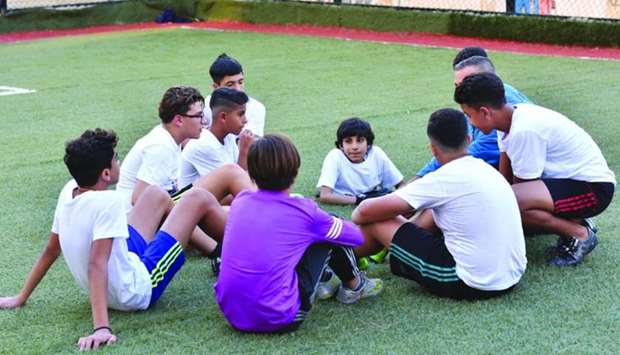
[416,83,531,176]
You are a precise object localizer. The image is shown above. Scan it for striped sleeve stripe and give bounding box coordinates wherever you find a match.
[325,217,343,240]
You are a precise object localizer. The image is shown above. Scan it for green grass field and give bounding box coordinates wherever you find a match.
[1,27,619,354]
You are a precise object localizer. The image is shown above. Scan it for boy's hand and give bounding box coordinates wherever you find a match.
[0,296,24,309]
[77,328,117,351]
[238,129,256,151]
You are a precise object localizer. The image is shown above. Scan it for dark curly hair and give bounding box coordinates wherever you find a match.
[158,86,204,124]
[64,128,118,187]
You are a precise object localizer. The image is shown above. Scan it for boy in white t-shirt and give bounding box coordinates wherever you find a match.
[179,87,256,189]
[0,129,231,350]
[116,86,206,205]
[455,73,615,267]
[352,109,526,300]
[203,53,266,136]
[317,118,404,205]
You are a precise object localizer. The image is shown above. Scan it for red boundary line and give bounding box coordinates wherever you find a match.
[1,20,619,60]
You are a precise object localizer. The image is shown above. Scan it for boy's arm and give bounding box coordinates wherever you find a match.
[76,238,117,351]
[0,232,61,309]
[318,186,356,205]
[352,194,412,225]
[499,152,514,184]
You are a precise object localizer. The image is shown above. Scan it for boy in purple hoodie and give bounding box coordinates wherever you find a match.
[215,134,383,333]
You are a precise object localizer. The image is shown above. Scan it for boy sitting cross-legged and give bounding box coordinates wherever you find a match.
[215,134,383,333]
[353,109,527,300]
[0,129,233,350]
[317,117,404,206]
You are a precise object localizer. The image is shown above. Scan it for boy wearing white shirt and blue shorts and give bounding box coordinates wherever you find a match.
[0,129,232,351]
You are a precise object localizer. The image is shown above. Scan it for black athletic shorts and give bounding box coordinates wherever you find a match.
[542,179,614,219]
[389,223,515,301]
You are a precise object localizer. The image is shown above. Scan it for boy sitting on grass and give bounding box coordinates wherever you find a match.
[0,129,234,350]
[317,117,404,205]
[353,109,527,300]
[215,134,383,333]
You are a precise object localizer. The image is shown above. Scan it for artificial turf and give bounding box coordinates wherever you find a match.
[0,27,619,354]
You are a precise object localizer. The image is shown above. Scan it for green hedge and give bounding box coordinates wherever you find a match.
[0,0,197,33]
[197,0,620,47]
[1,0,619,47]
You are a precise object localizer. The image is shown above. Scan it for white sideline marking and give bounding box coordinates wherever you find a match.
[0,86,36,97]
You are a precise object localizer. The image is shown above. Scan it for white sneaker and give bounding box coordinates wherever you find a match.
[336,273,383,304]
[316,269,341,300]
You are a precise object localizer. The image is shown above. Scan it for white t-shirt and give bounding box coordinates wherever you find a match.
[116,125,181,203]
[204,95,266,137]
[316,146,403,196]
[498,104,616,184]
[178,129,239,188]
[395,156,527,291]
[52,180,152,311]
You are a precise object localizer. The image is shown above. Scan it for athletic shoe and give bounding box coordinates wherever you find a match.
[546,218,598,258]
[368,249,388,264]
[211,256,221,277]
[335,273,383,304]
[316,268,341,300]
[582,217,598,233]
[548,227,598,267]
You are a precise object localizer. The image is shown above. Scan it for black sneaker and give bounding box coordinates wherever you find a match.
[548,228,598,267]
[582,218,598,234]
[211,256,221,277]
[545,218,598,258]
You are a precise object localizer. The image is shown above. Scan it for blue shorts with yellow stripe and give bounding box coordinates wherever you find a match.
[127,225,186,307]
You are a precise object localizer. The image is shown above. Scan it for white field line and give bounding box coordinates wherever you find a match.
[0,86,36,96]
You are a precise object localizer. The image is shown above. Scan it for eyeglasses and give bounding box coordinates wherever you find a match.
[182,112,205,119]
[182,111,208,125]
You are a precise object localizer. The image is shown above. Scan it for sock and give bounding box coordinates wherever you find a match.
[320,269,333,282]
[207,243,222,260]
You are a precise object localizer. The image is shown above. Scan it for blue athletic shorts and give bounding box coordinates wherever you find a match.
[127,225,186,307]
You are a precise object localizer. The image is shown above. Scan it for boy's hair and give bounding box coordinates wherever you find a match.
[335,117,375,148]
[454,73,506,110]
[210,87,249,115]
[452,46,488,68]
[209,53,243,84]
[248,134,300,191]
[453,55,495,74]
[64,129,118,187]
[158,86,204,124]
[427,109,469,152]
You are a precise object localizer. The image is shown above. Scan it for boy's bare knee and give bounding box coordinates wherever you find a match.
[185,187,218,209]
[143,185,171,204]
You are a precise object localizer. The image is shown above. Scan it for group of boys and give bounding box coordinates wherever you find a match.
[0,47,615,350]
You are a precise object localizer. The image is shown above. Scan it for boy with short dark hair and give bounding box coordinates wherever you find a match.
[317,118,403,205]
[415,49,531,178]
[179,87,255,189]
[204,53,266,136]
[353,109,526,300]
[0,129,231,350]
[454,73,616,266]
[215,134,383,333]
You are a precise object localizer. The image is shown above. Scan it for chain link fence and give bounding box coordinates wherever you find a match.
[3,0,122,11]
[305,0,620,20]
[2,0,619,20]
